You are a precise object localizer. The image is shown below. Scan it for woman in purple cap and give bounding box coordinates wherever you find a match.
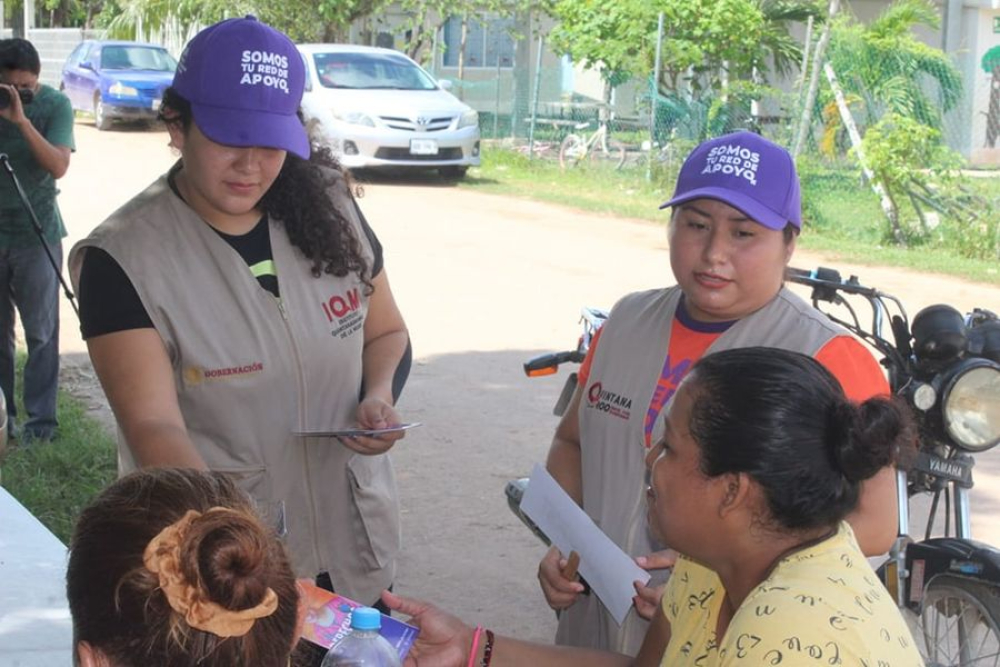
[535,131,899,655]
[68,17,410,615]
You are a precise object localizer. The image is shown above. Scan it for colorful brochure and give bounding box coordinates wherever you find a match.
[298,581,418,660]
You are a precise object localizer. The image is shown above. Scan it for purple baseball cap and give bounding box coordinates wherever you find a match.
[172,16,309,159]
[659,131,801,230]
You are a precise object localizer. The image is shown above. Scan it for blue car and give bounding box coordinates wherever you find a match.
[60,40,176,130]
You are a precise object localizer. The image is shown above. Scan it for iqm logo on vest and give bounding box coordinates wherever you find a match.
[321,287,361,322]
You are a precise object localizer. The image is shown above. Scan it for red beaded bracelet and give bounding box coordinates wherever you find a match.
[480,628,495,667]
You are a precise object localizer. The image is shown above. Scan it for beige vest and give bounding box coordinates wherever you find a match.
[68,172,399,605]
[556,285,845,655]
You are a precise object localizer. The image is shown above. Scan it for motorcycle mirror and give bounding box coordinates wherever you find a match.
[891,314,913,359]
[968,320,1000,364]
[912,305,967,363]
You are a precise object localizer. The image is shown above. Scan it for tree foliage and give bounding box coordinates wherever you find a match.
[100,0,384,42]
[98,0,548,64]
[825,0,961,132]
[393,0,550,64]
[5,0,102,29]
[548,0,820,90]
[859,112,999,259]
[757,0,824,78]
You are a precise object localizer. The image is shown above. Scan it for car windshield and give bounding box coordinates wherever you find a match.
[100,46,176,72]
[312,52,437,91]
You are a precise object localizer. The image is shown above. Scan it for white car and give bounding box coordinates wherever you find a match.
[297,44,481,178]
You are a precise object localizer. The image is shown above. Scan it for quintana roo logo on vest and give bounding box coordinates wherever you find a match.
[321,287,365,339]
[586,381,632,420]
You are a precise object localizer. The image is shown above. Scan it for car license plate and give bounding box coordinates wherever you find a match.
[410,139,438,155]
[151,98,162,111]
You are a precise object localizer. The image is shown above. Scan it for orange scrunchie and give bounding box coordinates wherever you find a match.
[143,508,279,638]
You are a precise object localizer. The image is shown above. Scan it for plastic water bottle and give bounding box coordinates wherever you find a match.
[321,606,401,667]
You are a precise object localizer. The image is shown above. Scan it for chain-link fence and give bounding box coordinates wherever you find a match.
[444,53,987,160]
[439,35,997,260]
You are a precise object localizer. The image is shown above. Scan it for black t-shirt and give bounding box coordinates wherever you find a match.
[79,185,384,339]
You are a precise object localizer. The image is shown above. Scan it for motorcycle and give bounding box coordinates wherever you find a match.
[509,267,1000,665]
[505,307,608,545]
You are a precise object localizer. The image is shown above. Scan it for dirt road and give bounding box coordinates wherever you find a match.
[54,123,1000,643]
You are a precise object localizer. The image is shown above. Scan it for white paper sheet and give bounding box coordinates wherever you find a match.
[520,463,651,625]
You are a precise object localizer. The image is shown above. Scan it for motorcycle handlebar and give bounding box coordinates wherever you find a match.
[524,350,586,377]
[786,266,883,300]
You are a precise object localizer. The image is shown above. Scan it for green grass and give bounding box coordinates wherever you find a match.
[0,354,116,544]
[460,146,677,221]
[459,147,1000,285]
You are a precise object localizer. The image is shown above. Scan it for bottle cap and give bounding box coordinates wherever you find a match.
[350,606,382,631]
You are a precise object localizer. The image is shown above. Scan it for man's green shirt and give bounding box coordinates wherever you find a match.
[0,84,75,248]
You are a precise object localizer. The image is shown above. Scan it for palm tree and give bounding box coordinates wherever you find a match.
[103,0,241,44]
[102,0,383,45]
[824,0,962,133]
[753,0,824,79]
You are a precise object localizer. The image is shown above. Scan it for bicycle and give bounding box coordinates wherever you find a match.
[558,119,626,170]
[616,138,680,171]
[514,141,556,160]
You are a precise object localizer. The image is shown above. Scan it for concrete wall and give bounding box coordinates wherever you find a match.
[346,8,644,124]
[964,5,1000,164]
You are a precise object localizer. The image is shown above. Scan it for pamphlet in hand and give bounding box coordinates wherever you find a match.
[294,423,423,438]
[520,463,651,625]
[298,581,418,659]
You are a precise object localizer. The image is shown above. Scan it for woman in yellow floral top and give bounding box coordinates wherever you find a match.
[381,347,922,667]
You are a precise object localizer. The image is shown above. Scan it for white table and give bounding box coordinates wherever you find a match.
[0,487,73,666]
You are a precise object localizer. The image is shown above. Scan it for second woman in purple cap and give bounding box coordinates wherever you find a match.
[68,17,410,615]
[536,130,899,655]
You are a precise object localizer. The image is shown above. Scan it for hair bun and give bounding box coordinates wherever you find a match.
[190,508,274,612]
[827,397,906,482]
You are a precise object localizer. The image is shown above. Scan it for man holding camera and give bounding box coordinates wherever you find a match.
[0,38,74,444]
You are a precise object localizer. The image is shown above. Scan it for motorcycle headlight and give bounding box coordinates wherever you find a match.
[941,359,1000,452]
[333,110,375,127]
[458,110,478,129]
[108,81,139,97]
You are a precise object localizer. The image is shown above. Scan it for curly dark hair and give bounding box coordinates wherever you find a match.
[159,87,372,293]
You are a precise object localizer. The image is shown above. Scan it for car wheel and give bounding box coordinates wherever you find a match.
[94,96,112,131]
[439,166,468,180]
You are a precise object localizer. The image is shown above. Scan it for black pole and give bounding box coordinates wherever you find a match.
[0,153,79,319]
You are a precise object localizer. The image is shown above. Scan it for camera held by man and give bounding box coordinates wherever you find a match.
[0,85,33,109]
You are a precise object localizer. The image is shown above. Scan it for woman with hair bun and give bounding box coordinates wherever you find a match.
[67,468,301,667]
[381,347,922,666]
